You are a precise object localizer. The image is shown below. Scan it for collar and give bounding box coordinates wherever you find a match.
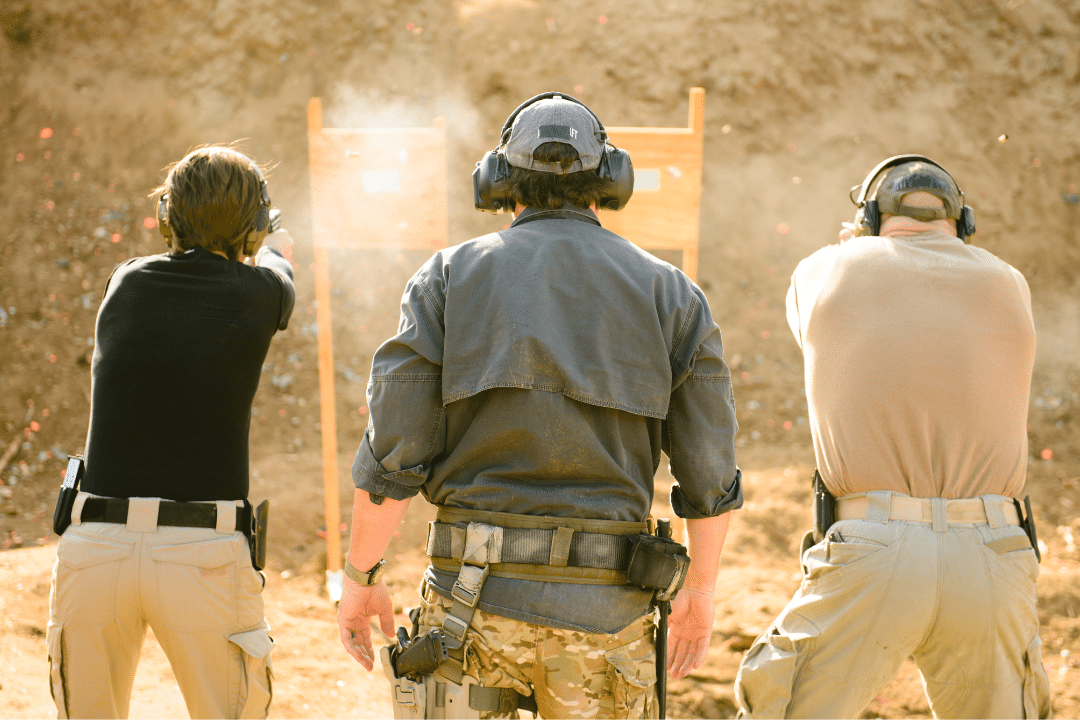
[510,205,601,229]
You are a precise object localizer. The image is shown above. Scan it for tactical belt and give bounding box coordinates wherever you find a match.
[835,494,1021,527]
[80,497,249,532]
[428,506,650,585]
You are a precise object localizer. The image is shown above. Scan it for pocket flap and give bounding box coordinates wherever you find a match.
[58,534,134,569]
[605,639,657,689]
[149,536,241,568]
[228,626,274,659]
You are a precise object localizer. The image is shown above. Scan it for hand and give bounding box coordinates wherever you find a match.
[337,579,395,671]
[666,587,714,679]
[838,222,857,242]
[261,229,294,265]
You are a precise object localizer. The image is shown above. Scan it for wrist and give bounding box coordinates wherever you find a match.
[344,558,385,586]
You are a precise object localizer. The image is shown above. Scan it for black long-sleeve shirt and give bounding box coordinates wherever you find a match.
[83,246,294,501]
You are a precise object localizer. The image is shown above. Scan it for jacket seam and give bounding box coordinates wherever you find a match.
[441,383,668,419]
[668,293,699,374]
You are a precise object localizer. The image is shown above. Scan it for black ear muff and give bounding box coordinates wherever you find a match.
[472,150,516,213]
[958,205,975,243]
[242,164,272,256]
[595,146,634,210]
[853,199,881,237]
[157,194,173,245]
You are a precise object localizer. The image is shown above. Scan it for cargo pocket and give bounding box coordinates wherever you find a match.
[1022,635,1052,719]
[228,626,274,719]
[47,621,68,719]
[604,636,658,719]
[735,626,813,718]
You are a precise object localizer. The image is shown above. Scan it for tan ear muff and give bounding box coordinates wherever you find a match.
[157,195,173,245]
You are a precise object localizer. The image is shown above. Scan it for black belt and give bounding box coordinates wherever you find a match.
[80,497,249,532]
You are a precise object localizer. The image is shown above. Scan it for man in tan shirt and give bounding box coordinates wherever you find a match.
[734,156,1052,718]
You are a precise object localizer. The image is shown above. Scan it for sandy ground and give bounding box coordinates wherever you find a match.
[3,446,1079,718]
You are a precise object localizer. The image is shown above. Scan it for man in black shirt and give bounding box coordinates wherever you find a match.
[47,146,295,719]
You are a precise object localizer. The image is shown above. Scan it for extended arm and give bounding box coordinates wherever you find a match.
[337,490,412,670]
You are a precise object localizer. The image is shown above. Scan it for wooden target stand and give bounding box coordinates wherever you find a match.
[307,97,449,600]
[598,87,706,281]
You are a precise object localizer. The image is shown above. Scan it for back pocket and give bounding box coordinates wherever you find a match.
[54,531,134,623]
[150,536,246,631]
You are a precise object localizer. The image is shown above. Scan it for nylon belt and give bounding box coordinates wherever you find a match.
[427,521,634,570]
[80,497,249,532]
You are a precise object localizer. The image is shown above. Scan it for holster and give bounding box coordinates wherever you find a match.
[812,469,835,543]
[245,499,269,571]
[1015,495,1041,563]
[382,618,536,719]
[52,456,84,536]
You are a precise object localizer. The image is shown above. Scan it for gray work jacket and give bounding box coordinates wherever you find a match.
[353,206,740,631]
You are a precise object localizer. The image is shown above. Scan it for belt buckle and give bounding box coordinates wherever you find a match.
[442,615,469,643]
[450,564,488,608]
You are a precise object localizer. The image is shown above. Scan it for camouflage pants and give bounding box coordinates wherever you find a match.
[417,584,659,719]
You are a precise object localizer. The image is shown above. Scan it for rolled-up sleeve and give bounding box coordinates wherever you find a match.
[351,265,447,501]
[663,324,742,519]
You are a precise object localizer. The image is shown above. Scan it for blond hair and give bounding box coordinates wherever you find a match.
[152,146,266,260]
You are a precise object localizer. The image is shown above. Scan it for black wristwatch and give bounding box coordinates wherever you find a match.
[344,558,385,586]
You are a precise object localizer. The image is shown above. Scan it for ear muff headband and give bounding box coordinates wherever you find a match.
[473,92,634,213]
[851,154,975,242]
[158,154,271,255]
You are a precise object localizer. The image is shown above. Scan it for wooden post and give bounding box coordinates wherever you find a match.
[308,98,344,599]
[684,87,705,282]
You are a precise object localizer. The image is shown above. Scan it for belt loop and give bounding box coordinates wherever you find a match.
[931,498,948,532]
[865,491,892,524]
[550,527,574,567]
[71,492,90,526]
[449,526,466,561]
[981,496,1007,529]
[215,501,237,534]
[126,497,160,533]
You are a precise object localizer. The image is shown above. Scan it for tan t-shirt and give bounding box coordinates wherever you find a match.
[787,231,1035,499]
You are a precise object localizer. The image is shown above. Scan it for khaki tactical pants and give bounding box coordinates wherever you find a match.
[47,495,273,719]
[417,584,659,719]
[735,492,1053,719]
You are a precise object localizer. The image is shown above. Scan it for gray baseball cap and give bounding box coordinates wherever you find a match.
[503,96,605,174]
[874,161,963,221]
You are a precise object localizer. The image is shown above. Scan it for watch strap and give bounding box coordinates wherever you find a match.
[344,558,384,585]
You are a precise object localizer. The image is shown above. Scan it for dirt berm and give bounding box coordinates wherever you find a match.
[1,1,1078,717]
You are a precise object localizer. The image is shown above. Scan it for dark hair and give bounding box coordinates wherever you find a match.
[151,146,265,260]
[504,142,610,210]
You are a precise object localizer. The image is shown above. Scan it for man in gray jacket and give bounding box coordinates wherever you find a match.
[337,94,741,718]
